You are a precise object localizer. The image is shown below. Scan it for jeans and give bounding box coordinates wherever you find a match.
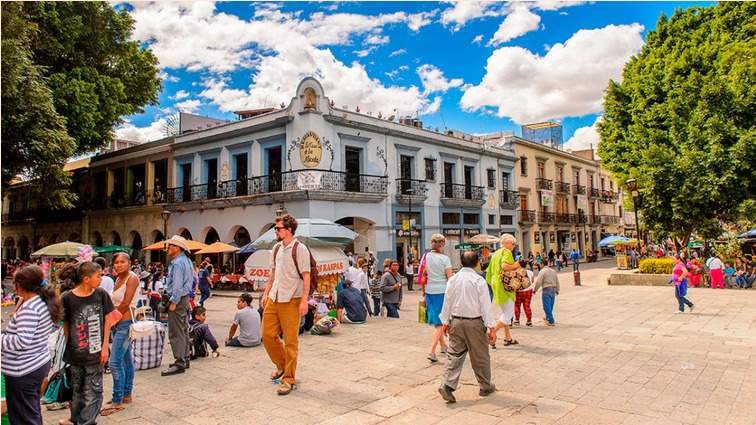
[5,362,50,425]
[572,261,579,271]
[385,303,400,318]
[675,284,694,312]
[542,287,556,324]
[70,364,104,425]
[372,297,381,316]
[556,260,562,271]
[226,336,243,347]
[109,320,135,404]
[360,289,373,316]
[199,284,211,306]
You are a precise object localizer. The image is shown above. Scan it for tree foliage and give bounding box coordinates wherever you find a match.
[1,2,76,208]
[598,3,756,248]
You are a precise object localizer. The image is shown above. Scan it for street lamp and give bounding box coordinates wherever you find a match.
[161,210,171,267]
[275,204,287,217]
[27,217,37,253]
[625,178,642,252]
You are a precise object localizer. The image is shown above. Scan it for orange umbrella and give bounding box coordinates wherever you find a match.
[142,239,209,251]
[196,242,239,255]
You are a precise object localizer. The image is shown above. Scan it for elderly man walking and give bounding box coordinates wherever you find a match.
[438,250,497,404]
[485,233,520,347]
[162,236,195,376]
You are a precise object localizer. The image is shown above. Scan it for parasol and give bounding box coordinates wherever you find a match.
[142,239,208,252]
[94,245,132,254]
[251,218,357,249]
[598,235,632,247]
[196,242,239,255]
[237,242,258,254]
[468,234,500,245]
[31,241,87,258]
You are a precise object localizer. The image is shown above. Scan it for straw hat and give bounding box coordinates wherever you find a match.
[165,235,189,252]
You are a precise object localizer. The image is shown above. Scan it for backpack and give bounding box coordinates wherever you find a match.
[273,240,318,295]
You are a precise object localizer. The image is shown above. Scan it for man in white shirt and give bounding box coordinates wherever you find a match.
[95,257,114,294]
[437,250,497,404]
[351,259,373,317]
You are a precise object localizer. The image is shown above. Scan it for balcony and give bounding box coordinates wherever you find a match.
[600,190,618,203]
[600,215,620,225]
[519,210,536,223]
[589,187,600,198]
[536,178,553,191]
[555,213,577,224]
[555,181,571,194]
[440,183,485,208]
[589,214,600,224]
[395,178,428,205]
[164,170,388,209]
[572,184,586,195]
[538,211,555,223]
[577,214,588,224]
[499,190,518,209]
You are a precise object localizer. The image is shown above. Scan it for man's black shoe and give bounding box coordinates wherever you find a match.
[479,386,496,397]
[161,365,185,376]
[438,385,456,403]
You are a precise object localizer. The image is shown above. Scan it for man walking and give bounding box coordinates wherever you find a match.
[438,250,497,404]
[533,260,561,326]
[381,260,402,318]
[570,249,580,271]
[162,236,195,376]
[406,259,416,291]
[261,214,311,395]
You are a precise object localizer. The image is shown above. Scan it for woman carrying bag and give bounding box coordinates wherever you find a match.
[423,234,453,363]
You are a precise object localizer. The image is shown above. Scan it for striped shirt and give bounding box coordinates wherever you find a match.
[1,296,54,377]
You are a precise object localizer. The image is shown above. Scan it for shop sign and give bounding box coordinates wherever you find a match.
[464,229,480,236]
[443,229,461,236]
[246,268,270,280]
[396,229,420,238]
[402,219,410,231]
[317,262,345,273]
[299,131,322,168]
[541,190,554,207]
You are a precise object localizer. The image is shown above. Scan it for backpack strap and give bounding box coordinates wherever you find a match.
[292,241,303,281]
[273,243,281,266]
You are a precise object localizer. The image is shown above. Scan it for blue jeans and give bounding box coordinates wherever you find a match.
[542,287,556,324]
[675,284,693,312]
[71,364,104,425]
[109,320,135,404]
[199,285,211,306]
[385,303,400,318]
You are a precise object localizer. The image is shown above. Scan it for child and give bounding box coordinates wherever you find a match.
[369,270,383,317]
[59,261,121,425]
[514,260,534,327]
[189,306,220,359]
[225,293,261,347]
[723,262,735,288]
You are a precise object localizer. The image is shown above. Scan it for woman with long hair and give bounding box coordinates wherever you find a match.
[424,234,453,363]
[2,265,63,425]
[101,253,139,416]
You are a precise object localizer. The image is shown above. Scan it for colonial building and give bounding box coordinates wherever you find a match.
[500,136,626,256]
[2,78,518,268]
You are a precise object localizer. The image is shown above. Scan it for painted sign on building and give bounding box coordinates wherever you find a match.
[300,131,323,168]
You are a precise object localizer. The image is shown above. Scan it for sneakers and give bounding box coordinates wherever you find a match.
[513,320,520,326]
[675,310,684,314]
[689,304,695,312]
[427,353,438,363]
[526,321,533,327]
[438,385,456,403]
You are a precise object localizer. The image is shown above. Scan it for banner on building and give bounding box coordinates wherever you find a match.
[541,190,554,207]
[576,194,588,211]
[296,170,322,190]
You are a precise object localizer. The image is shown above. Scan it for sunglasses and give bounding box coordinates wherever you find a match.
[274,226,286,231]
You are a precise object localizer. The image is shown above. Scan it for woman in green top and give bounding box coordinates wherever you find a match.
[485,233,521,347]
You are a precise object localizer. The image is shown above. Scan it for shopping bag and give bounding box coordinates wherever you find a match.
[418,300,428,324]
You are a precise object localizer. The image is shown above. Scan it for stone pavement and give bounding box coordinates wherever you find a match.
[42,262,756,425]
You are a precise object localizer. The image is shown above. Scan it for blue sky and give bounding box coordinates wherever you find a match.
[116,1,713,150]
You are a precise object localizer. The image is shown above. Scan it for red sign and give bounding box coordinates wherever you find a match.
[317,262,344,273]
[247,268,270,279]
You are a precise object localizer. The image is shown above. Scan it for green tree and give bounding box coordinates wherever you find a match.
[22,2,162,155]
[1,2,76,208]
[598,3,756,249]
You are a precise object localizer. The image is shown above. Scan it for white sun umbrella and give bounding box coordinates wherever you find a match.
[251,218,357,249]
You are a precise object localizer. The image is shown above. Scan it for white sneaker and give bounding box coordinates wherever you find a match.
[688,304,695,312]
[675,310,684,314]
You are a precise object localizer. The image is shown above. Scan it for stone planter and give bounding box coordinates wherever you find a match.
[608,273,669,286]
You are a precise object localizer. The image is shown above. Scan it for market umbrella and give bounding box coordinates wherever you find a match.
[94,244,132,254]
[738,229,756,238]
[687,240,704,249]
[598,235,631,247]
[237,242,258,254]
[31,241,87,258]
[196,242,239,255]
[142,239,208,252]
[251,218,357,249]
[468,234,500,245]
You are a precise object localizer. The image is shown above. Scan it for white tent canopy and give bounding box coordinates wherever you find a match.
[243,246,348,286]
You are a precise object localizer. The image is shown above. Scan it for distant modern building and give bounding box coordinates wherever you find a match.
[521,121,563,146]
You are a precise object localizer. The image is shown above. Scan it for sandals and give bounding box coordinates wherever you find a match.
[503,339,519,346]
[277,381,297,396]
[270,370,285,381]
[100,404,125,416]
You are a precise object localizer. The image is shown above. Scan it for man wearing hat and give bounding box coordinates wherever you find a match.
[162,235,195,376]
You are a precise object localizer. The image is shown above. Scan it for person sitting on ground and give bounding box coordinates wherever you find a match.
[336,279,368,324]
[225,293,261,347]
[723,262,735,288]
[189,306,220,359]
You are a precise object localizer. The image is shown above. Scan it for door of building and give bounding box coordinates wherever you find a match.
[400,155,413,194]
[464,166,473,199]
[443,162,454,198]
[235,153,248,196]
[345,147,361,192]
[267,147,282,192]
[206,158,218,199]
[181,163,192,202]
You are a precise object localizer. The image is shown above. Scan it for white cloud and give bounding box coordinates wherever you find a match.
[488,4,541,46]
[389,48,407,57]
[175,99,202,112]
[422,96,442,115]
[534,1,586,11]
[417,64,463,94]
[115,118,168,143]
[472,34,484,44]
[440,1,502,31]
[158,70,179,83]
[398,65,409,71]
[354,46,378,58]
[461,24,645,123]
[407,10,437,31]
[565,116,602,152]
[171,90,190,100]
[365,34,389,45]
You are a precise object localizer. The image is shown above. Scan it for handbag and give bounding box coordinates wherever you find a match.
[418,300,428,324]
[500,268,529,292]
[416,253,428,286]
[43,366,72,404]
[129,306,157,341]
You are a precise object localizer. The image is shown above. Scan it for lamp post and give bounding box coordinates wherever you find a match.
[28,217,38,253]
[275,204,287,217]
[625,179,642,252]
[161,210,171,267]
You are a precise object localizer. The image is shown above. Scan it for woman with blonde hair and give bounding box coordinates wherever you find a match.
[424,234,453,362]
[486,233,520,347]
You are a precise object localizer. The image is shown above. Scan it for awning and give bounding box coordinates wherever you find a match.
[310,246,348,276]
[244,250,272,282]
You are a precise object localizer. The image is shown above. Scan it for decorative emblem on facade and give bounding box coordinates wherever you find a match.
[487,194,496,210]
[299,131,323,168]
[220,163,230,181]
[376,146,388,175]
[303,87,317,111]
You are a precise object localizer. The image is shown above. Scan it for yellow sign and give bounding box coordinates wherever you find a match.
[402,219,410,231]
[299,131,322,168]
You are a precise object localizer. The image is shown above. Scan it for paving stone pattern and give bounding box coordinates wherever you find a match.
[42,263,756,425]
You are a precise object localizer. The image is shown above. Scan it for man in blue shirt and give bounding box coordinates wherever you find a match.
[336,280,367,324]
[570,249,580,271]
[162,236,195,376]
